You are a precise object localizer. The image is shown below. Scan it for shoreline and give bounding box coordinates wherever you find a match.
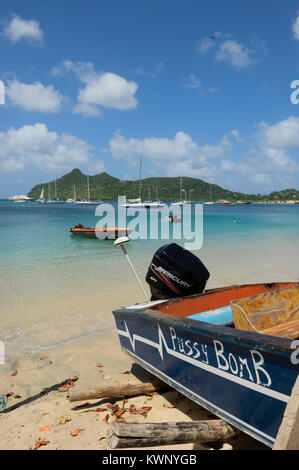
[0,329,269,451]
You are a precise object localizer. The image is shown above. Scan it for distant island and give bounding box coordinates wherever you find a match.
[28,168,299,202]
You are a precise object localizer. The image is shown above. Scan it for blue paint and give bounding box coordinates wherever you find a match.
[187,305,233,326]
[113,308,298,448]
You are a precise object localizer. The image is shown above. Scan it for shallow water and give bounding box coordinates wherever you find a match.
[0,200,298,358]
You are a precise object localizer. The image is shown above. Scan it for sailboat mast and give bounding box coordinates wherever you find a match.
[87,176,90,201]
[55,179,57,199]
[74,185,76,201]
[48,183,51,201]
[180,176,182,201]
[139,155,142,201]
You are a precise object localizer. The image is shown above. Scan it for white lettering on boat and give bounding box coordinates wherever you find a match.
[213,340,272,386]
[169,329,272,387]
[170,327,209,364]
[118,321,288,401]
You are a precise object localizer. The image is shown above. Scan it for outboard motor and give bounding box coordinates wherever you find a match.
[146,243,210,300]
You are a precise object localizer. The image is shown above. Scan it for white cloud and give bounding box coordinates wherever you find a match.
[2,14,43,44]
[196,37,215,55]
[235,117,299,186]
[52,60,138,116]
[215,40,252,68]
[109,129,239,180]
[292,13,299,40]
[6,80,64,113]
[220,159,236,171]
[78,72,138,111]
[183,75,220,97]
[197,33,262,70]
[249,173,272,186]
[108,123,297,190]
[259,116,299,148]
[0,123,103,172]
[183,74,202,89]
[73,102,102,117]
[208,86,221,94]
[136,62,164,78]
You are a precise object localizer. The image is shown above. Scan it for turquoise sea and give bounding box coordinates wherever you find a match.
[0,200,298,359]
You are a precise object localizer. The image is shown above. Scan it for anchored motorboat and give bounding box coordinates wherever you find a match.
[69,224,133,239]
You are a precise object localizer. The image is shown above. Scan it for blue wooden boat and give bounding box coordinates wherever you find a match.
[112,282,299,448]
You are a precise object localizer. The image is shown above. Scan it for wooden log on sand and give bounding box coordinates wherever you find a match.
[273,375,299,450]
[107,420,240,449]
[68,377,166,402]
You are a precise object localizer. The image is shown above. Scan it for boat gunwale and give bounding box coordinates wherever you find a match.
[113,304,297,357]
[151,282,299,313]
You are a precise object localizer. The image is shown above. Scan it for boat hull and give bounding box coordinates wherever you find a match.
[113,284,299,448]
[69,227,132,239]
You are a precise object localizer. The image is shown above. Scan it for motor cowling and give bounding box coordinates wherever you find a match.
[145,243,210,300]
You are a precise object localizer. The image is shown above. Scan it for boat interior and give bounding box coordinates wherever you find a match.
[151,283,299,340]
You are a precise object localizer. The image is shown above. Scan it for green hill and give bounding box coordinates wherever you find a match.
[27,168,299,202]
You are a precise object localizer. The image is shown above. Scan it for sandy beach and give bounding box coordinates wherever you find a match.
[0,203,298,451]
[0,329,269,451]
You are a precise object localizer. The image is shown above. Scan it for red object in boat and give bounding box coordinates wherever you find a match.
[166,216,182,222]
[69,224,133,239]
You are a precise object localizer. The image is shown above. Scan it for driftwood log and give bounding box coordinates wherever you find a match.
[68,377,166,402]
[107,420,240,449]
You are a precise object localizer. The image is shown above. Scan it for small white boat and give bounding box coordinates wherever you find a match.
[121,201,165,209]
[120,157,165,209]
[170,177,190,206]
[66,185,77,203]
[75,176,101,205]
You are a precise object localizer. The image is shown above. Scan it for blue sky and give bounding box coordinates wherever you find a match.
[0,0,299,197]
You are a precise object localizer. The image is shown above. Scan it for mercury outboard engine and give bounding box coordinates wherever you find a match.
[146,243,210,300]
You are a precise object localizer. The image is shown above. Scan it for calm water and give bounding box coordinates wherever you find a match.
[0,200,298,358]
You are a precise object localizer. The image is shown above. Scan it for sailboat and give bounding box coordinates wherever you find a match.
[42,181,63,204]
[66,185,77,203]
[120,156,165,209]
[171,177,188,206]
[42,183,52,203]
[204,184,215,204]
[75,176,101,205]
[37,187,45,203]
[52,179,64,203]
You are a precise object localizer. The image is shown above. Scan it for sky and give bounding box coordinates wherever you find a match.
[0,0,299,197]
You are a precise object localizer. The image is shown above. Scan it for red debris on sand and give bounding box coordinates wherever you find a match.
[33,440,50,450]
[71,429,84,437]
[38,425,50,432]
[74,402,90,409]
[59,378,77,392]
